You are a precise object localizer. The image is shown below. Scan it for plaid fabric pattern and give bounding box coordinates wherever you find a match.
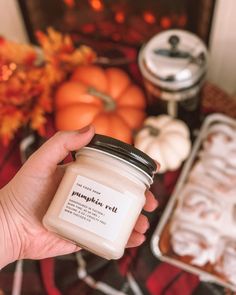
[0,83,235,295]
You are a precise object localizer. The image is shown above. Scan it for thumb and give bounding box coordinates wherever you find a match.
[23,125,95,176]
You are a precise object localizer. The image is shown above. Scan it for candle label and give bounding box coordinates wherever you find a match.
[59,175,134,241]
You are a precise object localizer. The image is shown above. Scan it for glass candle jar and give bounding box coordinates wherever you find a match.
[43,134,157,260]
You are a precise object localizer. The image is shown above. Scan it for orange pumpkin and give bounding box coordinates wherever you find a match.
[54,65,146,143]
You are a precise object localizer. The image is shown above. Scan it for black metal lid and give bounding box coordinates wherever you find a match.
[82,134,157,179]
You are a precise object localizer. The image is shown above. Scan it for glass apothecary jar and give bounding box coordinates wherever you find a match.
[138,29,208,129]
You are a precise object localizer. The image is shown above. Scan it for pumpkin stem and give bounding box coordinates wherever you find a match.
[88,87,116,111]
[144,125,160,136]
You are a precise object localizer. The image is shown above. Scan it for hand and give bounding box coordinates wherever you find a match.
[0,126,158,268]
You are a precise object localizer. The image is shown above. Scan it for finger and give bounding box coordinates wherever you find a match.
[53,164,69,182]
[57,163,71,172]
[23,125,95,175]
[126,231,146,248]
[53,163,72,185]
[143,190,158,212]
[45,242,81,258]
[29,233,81,260]
[134,214,149,234]
[154,160,161,173]
[40,242,81,259]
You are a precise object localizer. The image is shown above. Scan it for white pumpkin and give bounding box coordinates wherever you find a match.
[134,115,191,173]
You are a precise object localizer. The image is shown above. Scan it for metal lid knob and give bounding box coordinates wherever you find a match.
[168,35,180,50]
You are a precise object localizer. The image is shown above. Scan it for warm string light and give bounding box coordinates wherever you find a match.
[63,0,75,8]
[160,17,172,29]
[178,15,187,27]
[88,0,104,11]
[62,0,187,44]
[115,11,125,24]
[143,11,156,24]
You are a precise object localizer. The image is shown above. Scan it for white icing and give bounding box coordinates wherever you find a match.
[205,123,236,142]
[182,192,221,220]
[203,133,231,156]
[216,240,236,285]
[169,122,236,281]
[170,220,220,266]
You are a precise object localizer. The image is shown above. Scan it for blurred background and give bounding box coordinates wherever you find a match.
[1,0,236,95]
[1,1,236,295]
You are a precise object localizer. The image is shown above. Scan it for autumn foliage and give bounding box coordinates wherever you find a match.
[0,28,96,145]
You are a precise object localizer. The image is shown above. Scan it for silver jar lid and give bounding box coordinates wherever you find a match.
[138,29,208,91]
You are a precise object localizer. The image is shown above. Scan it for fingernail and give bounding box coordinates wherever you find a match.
[154,198,158,209]
[155,161,161,173]
[78,125,91,134]
[141,235,146,243]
